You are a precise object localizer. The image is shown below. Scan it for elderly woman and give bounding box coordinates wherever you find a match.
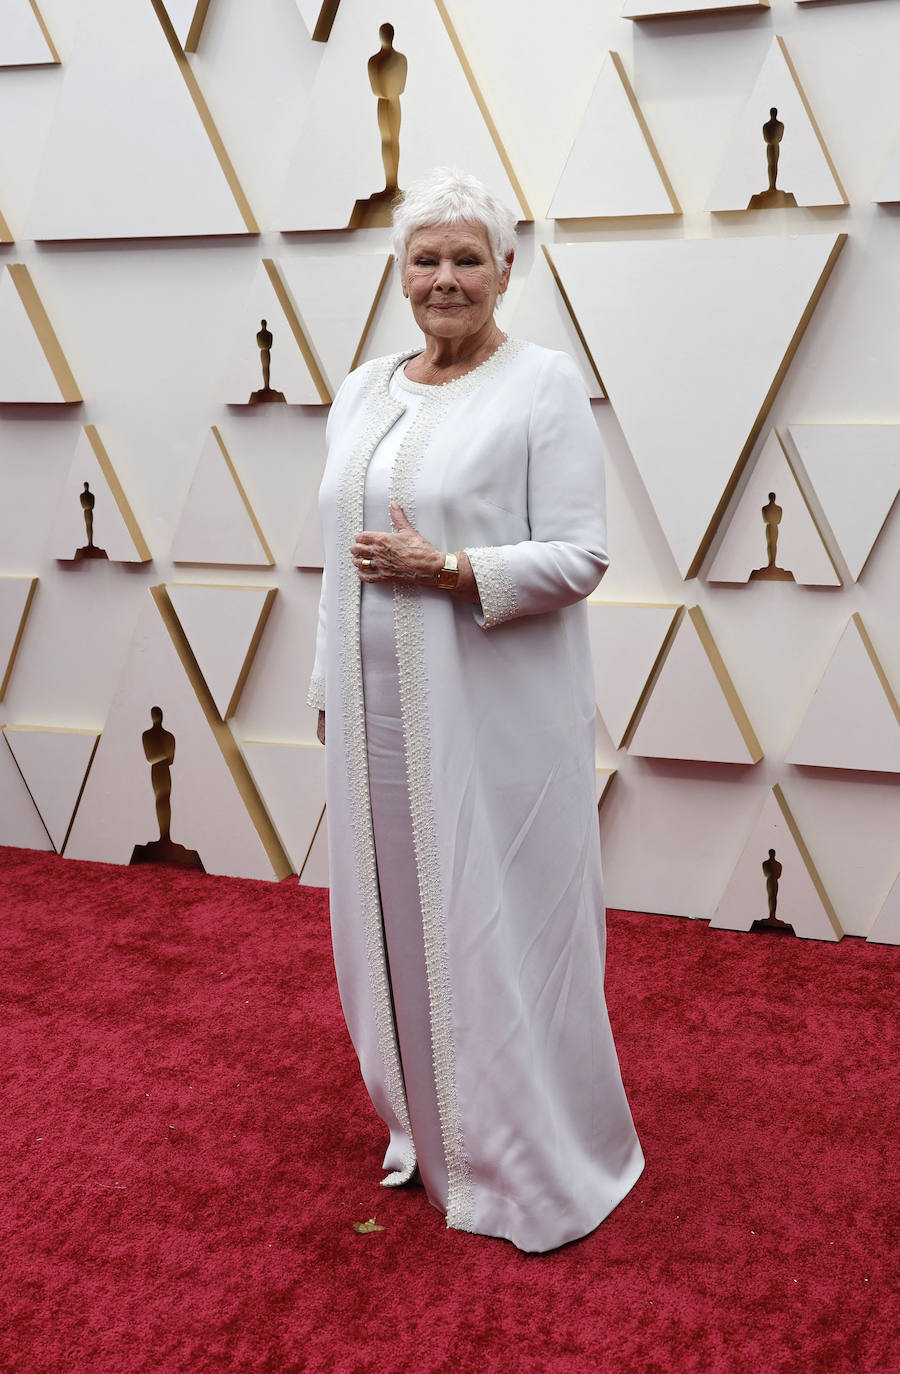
[308,167,643,1252]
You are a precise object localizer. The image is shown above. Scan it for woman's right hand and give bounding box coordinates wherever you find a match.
[317,710,326,746]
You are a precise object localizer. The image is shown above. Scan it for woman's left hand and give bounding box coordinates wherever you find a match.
[351,502,443,584]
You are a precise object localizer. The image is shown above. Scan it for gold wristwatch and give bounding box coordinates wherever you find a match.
[436,552,460,588]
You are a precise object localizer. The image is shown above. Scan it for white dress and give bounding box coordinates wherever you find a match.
[309,341,644,1252]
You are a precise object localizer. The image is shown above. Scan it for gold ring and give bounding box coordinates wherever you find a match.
[360,558,373,569]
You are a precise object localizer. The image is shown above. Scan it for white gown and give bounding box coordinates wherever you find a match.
[360,380,450,1211]
[309,342,644,1251]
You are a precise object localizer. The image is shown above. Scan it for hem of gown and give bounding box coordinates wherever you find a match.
[443,1149,646,1254]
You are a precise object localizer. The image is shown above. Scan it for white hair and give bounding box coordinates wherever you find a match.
[391,167,518,275]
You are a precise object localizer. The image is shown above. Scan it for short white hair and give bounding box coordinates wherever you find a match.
[392,167,517,275]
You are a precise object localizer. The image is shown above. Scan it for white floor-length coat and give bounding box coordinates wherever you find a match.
[308,339,644,1252]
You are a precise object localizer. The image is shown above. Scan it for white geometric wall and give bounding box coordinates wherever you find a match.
[2,0,900,945]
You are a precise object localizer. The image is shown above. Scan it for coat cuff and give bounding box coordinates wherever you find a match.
[465,546,519,629]
[307,675,326,710]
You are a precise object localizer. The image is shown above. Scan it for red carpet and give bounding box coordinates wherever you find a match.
[1,846,896,1373]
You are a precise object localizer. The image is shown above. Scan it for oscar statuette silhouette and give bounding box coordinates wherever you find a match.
[130,706,205,870]
[349,24,408,228]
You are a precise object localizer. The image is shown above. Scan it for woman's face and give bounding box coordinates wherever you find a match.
[402,221,511,343]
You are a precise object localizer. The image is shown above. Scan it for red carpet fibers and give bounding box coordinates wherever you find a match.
[1,847,897,1373]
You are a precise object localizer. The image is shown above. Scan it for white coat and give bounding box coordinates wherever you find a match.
[308,339,644,1251]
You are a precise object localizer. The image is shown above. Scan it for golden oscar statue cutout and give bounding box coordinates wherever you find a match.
[748,108,798,210]
[350,24,408,229]
[130,706,205,870]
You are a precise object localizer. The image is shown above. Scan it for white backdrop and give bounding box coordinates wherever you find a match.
[1,0,899,941]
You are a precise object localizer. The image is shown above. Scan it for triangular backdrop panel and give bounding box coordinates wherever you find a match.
[0,265,81,402]
[586,601,681,748]
[241,739,326,881]
[623,0,770,14]
[293,1,340,44]
[867,872,900,946]
[278,0,529,230]
[2,726,99,852]
[0,0,59,65]
[46,426,151,563]
[789,425,900,580]
[706,430,840,585]
[0,207,12,243]
[0,576,37,699]
[28,0,255,238]
[0,731,53,849]
[356,270,422,365]
[548,51,679,219]
[278,254,393,398]
[551,234,845,578]
[300,805,329,886]
[170,427,274,566]
[65,588,290,879]
[785,614,900,773]
[159,0,212,51]
[629,606,762,763]
[596,768,616,812]
[222,260,328,406]
[507,250,605,400]
[710,786,842,941]
[707,36,845,211]
[167,583,277,719]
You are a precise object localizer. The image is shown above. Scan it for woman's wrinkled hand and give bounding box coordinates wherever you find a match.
[351,502,443,584]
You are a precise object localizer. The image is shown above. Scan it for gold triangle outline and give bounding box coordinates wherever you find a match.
[0,576,38,699]
[550,52,680,220]
[770,783,843,938]
[167,581,278,719]
[262,258,332,404]
[704,427,843,585]
[775,35,848,207]
[786,424,900,583]
[27,0,60,63]
[150,584,293,879]
[174,426,275,567]
[596,767,617,816]
[541,245,607,396]
[614,602,684,750]
[850,612,900,729]
[149,0,259,233]
[434,0,532,221]
[623,1,770,19]
[689,606,763,762]
[299,800,327,880]
[0,729,53,845]
[0,207,12,243]
[610,52,680,215]
[305,1,341,43]
[280,252,394,395]
[627,604,763,762]
[82,425,152,562]
[788,611,900,769]
[348,254,394,375]
[181,0,214,53]
[1,725,100,854]
[0,1,60,66]
[6,264,81,401]
[774,427,843,584]
[686,233,847,579]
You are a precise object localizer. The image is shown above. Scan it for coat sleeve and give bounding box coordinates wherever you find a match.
[464,350,608,629]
